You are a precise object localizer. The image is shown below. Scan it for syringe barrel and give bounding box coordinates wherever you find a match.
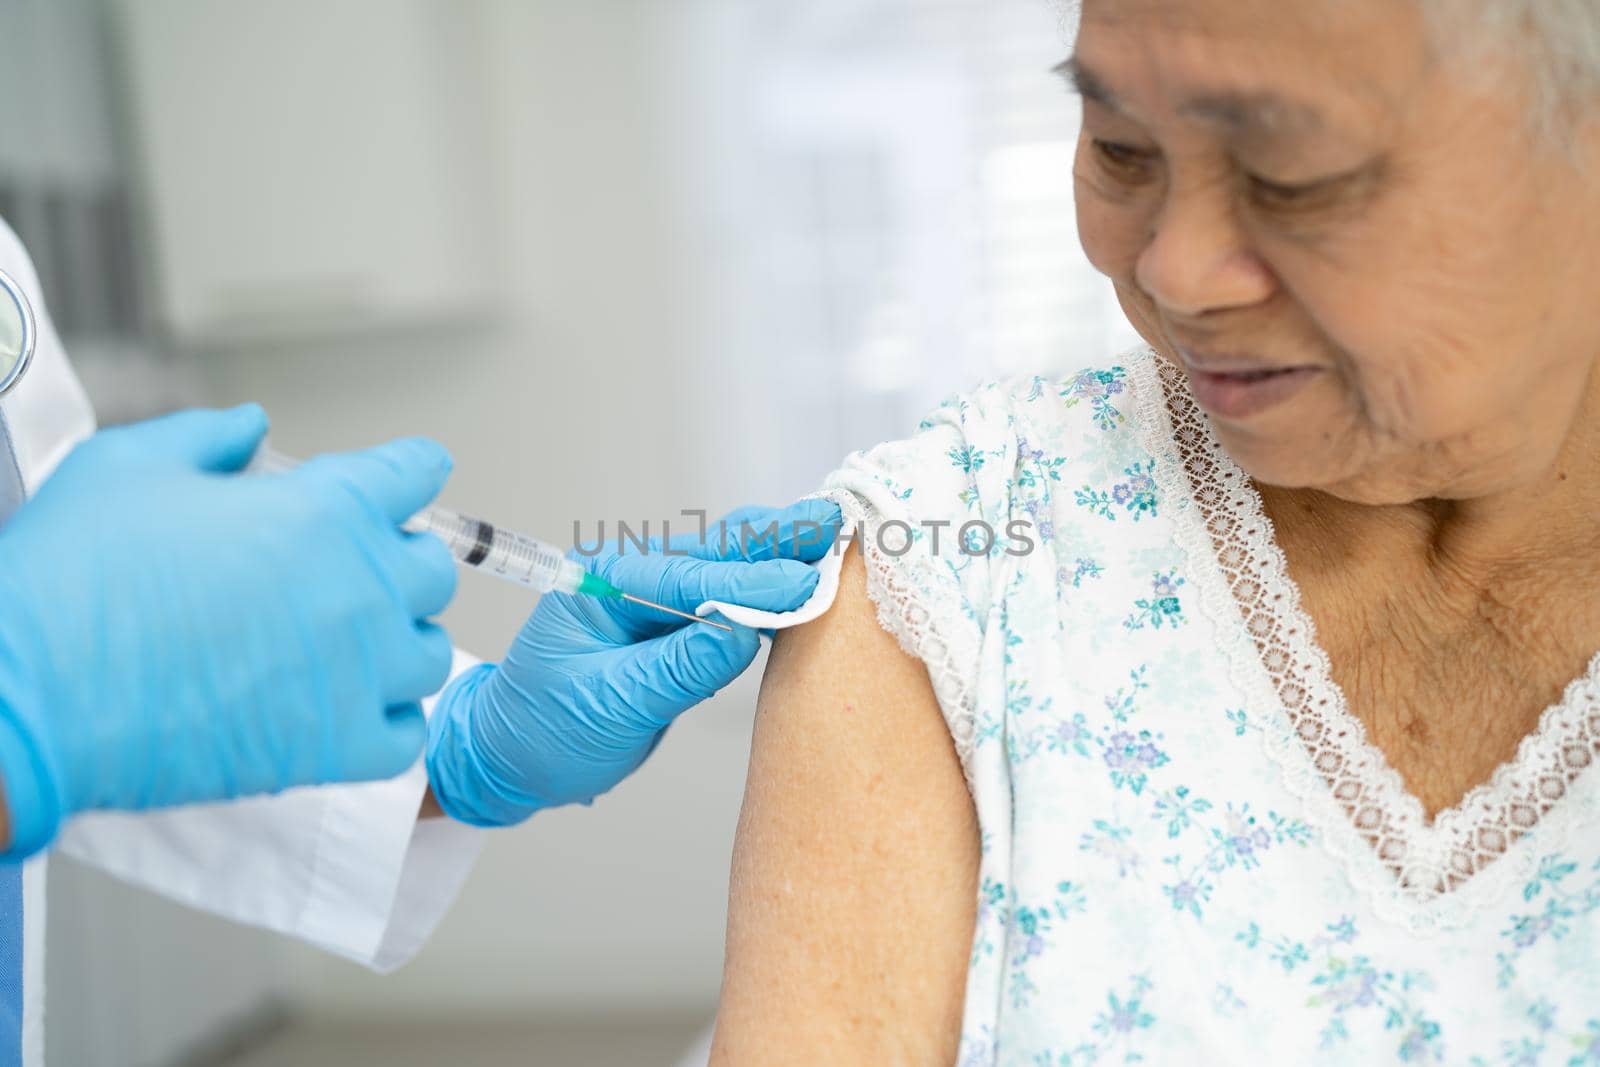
[403,507,585,595]
[250,447,586,596]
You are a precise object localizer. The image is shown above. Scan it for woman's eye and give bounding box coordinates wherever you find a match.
[1091,139,1158,183]
[1246,173,1338,213]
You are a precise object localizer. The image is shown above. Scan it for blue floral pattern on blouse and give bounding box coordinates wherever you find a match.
[818,347,1600,1066]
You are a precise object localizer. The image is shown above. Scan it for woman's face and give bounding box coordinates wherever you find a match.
[1072,0,1600,504]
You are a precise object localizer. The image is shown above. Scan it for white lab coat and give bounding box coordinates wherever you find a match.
[0,218,485,1066]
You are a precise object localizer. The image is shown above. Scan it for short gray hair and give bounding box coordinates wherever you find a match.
[1428,1,1600,130]
[1056,1,1600,134]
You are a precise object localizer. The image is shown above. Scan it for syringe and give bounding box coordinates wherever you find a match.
[249,448,731,631]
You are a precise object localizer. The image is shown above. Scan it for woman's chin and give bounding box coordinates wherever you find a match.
[1210,422,1366,495]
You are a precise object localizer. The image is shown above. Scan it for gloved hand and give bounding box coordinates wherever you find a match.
[425,500,842,826]
[0,406,459,857]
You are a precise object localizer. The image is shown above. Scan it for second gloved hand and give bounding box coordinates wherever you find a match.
[425,500,841,826]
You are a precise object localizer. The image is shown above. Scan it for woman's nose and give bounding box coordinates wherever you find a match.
[1134,183,1275,318]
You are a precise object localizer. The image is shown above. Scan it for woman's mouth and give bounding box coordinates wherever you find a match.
[1176,350,1322,419]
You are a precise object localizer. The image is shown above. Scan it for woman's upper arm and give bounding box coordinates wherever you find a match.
[711,542,979,1066]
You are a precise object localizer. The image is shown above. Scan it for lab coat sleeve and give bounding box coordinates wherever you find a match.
[55,648,486,973]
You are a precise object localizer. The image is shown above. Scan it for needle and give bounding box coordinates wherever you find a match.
[621,593,734,631]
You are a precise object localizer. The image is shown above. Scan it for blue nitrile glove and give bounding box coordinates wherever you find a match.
[425,499,842,826]
[0,406,459,857]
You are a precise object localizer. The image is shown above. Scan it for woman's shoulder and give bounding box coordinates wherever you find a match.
[808,346,1165,739]
[958,347,1153,441]
[821,345,1159,523]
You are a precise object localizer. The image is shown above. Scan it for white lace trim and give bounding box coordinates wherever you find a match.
[806,490,983,773]
[1128,346,1600,933]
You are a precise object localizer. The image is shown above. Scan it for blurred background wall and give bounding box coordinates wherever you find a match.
[0,0,1138,1064]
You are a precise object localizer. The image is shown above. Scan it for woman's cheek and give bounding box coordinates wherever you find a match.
[1112,280,1168,354]
[1074,174,1146,286]
[1073,173,1167,350]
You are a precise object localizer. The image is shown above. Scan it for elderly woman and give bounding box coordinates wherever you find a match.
[709,0,1600,1063]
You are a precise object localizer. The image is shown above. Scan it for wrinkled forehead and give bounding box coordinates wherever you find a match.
[1072,0,1432,135]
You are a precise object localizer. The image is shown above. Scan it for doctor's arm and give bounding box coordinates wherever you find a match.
[711,544,978,1065]
[50,510,833,972]
[1,404,830,972]
[44,488,833,971]
[0,213,486,970]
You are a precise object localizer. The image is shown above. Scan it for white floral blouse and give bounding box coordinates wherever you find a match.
[816,345,1600,1066]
